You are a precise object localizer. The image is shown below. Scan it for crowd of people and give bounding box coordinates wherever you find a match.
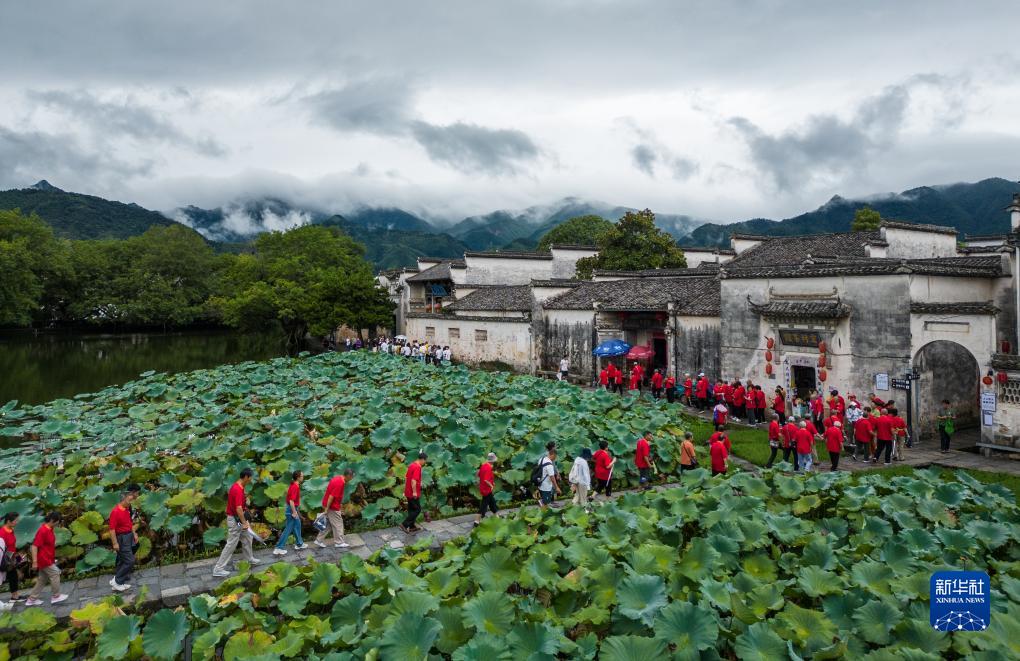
[351,335,453,365]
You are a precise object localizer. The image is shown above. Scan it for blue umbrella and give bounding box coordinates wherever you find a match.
[592,339,631,357]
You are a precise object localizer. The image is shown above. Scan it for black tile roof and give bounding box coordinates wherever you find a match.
[880,220,958,236]
[749,299,851,319]
[406,260,465,282]
[463,250,553,260]
[726,231,882,268]
[992,353,1020,370]
[530,279,583,288]
[721,256,1004,280]
[594,265,719,278]
[406,312,531,323]
[549,244,599,251]
[964,234,1008,242]
[543,275,719,315]
[446,285,533,312]
[910,302,999,315]
[678,245,737,255]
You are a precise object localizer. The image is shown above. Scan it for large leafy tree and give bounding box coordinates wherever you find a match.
[0,209,71,325]
[536,214,614,251]
[212,225,393,345]
[574,209,686,279]
[851,206,882,231]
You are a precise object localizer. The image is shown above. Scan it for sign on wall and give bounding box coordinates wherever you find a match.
[779,329,822,347]
[875,373,889,391]
[980,391,997,413]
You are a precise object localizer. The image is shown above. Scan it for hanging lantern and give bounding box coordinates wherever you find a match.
[765,363,773,375]
[983,374,994,386]
[818,369,828,382]
[766,337,775,349]
[998,372,1009,384]
[765,350,773,362]
[818,340,827,353]
[817,355,827,368]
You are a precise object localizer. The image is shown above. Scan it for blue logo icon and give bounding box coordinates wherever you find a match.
[930,570,990,631]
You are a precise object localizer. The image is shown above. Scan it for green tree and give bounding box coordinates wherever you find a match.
[536,214,614,252]
[0,209,71,326]
[212,225,393,345]
[574,209,686,279]
[851,206,882,231]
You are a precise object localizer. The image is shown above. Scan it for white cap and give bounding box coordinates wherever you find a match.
[834,421,842,427]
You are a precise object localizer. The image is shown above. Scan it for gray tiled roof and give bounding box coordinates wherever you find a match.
[549,244,599,251]
[880,220,958,236]
[406,260,465,282]
[530,279,583,288]
[749,299,851,319]
[721,256,1004,280]
[464,250,553,260]
[544,275,719,315]
[992,353,1020,370]
[446,285,533,312]
[910,302,999,315]
[726,231,882,268]
[594,264,719,278]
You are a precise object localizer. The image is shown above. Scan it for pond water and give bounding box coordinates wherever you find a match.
[0,330,286,406]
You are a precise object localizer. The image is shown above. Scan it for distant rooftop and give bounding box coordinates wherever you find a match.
[463,250,554,260]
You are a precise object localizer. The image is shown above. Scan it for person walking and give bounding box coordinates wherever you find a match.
[613,365,625,395]
[853,408,875,461]
[765,411,782,468]
[679,431,698,474]
[709,433,729,476]
[795,421,816,472]
[315,469,353,549]
[824,421,844,471]
[773,386,787,424]
[568,448,592,509]
[598,366,610,391]
[475,453,499,525]
[0,512,22,607]
[535,444,561,508]
[683,373,693,407]
[810,391,824,430]
[753,385,767,425]
[695,373,709,410]
[592,440,615,500]
[712,400,729,431]
[213,468,259,578]
[651,370,663,399]
[24,512,67,607]
[274,470,307,555]
[937,400,955,453]
[109,483,141,592]
[635,433,654,490]
[890,408,908,461]
[781,415,800,471]
[664,374,676,403]
[732,380,746,422]
[873,409,895,465]
[400,452,427,533]
[558,356,570,381]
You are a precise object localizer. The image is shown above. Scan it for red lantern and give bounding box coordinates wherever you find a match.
[817,355,827,368]
[765,350,773,362]
[998,372,1009,384]
[766,337,775,349]
[818,340,827,353]
[818,369,828,382]
[983,375,994,386]
[765,363,773,375]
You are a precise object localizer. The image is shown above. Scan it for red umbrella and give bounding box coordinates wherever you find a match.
[626,345,655,360]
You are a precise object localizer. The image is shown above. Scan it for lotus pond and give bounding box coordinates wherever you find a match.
[0,351,690,574]
[2,467,1019,659]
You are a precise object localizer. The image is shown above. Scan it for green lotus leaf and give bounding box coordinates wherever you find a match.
[434,605,472,655]
[801,537,836,570]
[96,614,143,659]
[142,609,190,661]
[598,635,667,661]
[851,560,894,595]
[309,562,342,604]
[14,607,57,633]
[853,599,903,645]
[379,612,442,661]
[964,520,1010,549]
[463,590,515,635]
[330,593,371,644]
[507,621,561,660]
[677,538,721,582]
[734,622,788,661]
[451,633,513,661]
[389,590,440,619]
[276,586,308,618]
[616,573,667,626]
[798,566,841,597]
[84,546,116,568]
[775,603,838,655]
[360,502,382,521]
[469,547,518,592]
[203,526,226,547]
[223,629,275,660]
[654,600,718,652]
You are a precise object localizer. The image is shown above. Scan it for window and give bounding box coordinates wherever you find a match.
[449,328,460,339]
[475,329,488,342]
[1000,379,1020,406]
[425,326,435,339]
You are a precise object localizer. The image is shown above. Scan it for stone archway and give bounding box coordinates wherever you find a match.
[913,341,979,440]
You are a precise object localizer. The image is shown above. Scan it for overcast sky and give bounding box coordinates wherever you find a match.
[1,1,1017,223]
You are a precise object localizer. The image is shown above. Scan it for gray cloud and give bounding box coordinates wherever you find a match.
[625,122,699,181]
[304,78,415,135]
[410,121,538,175]
[631,144,656,176]
[27,89,226,157]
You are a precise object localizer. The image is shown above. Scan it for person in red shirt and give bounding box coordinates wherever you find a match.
[316,469,353,548]
[732,382,747,422]
[0,512,21,604]
[709,435,729,476]
[613,364,625,395]
[213,467,257,577]
[715,379,730,408]
[794,421,817,472]
[889,408,908,461]
[765,412,782,468]
[683,374,694,406]
[830,389,847,424]
[109,483,142,592]
[824,421,845,471]
[25,512,66,606]
[773,387,787,424]
[695,374,709,409]
[274,470,307,555]
[853,409,876,461]
[401,451,428,533]
[474,452,499,525]
[664,375,676,403]
[810,392,824,429]
[598,367,610,391]
[592,440,616,499]
[651,370,664,400]
[781,416,800,471]
[873,409,895,465]
[635,434,654,490]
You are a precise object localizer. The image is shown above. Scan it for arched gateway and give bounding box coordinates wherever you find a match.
[913,341,980,441]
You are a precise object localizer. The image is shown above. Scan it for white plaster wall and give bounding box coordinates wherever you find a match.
[545,309,595,325]
[909,313,995,372]
[908,274,1003,303]
[683,250,722,268]
[405,316,532,371]
[550,248,598,279]
[532,286,576,303]
[731,238,763,254]
[967,238,1006,248]
[463,256,555,285]
[882,227,957,259]
[416,258,441,272]
[451,266,468,285]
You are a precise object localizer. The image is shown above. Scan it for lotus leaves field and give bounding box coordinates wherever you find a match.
[0,351,687,574]
[3,468,1020,660]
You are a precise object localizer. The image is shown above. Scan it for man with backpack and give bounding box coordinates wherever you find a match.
[533,442,561,508]
[109,483,142,592]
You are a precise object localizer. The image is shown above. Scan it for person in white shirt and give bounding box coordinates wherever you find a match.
[568,448,592,510]
[535,444,560,508]
[558,356,570,381]
[443,347,451,362]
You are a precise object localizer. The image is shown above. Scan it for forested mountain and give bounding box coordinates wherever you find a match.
[686,177,1019,246]
[318,215,468,269]
[0,181,178,239]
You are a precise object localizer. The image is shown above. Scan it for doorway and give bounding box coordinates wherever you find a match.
[652,337,668,373]
[913,341,979,440]
[791,365,817,401]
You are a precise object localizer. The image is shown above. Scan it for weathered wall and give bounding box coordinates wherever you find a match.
[673,316,721,379]
[882,227,957,259]
[993,274,1017,352]
[541,309,595,379]
[405,315,533,372]
[463,256,554,285]
[550,248,598,279]
[913,340,979,437]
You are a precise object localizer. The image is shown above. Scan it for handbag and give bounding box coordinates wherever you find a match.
[313,513,328,532]
[0,539,15,572]
[944,420,955,435]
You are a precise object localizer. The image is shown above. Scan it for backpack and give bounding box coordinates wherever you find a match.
[0,538,14,572]
[530,457,550,487]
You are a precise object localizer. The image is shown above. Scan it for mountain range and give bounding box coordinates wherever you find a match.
[2,177,1017,269]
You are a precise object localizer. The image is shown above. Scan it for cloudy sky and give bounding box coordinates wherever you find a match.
[1,1,1018,223]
